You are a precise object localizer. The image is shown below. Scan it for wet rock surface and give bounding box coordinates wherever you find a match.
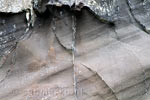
[1,0,150,100]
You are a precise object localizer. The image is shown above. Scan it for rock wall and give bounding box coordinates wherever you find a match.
[1,0,150,100]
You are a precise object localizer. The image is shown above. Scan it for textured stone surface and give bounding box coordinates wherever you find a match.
[0,0,32,13]
[127,0,150,33]
[47,0,118,21]
[0,12,29,68]
[1,0,150,100]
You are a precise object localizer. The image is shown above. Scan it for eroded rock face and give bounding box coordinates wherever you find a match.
[1,0,150,100]
[0,13,29,67]
[127,0,150,33]
[0,0,118,21]
[46,0,118,21]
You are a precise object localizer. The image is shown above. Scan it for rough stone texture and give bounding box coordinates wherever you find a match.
[47,0,118,21]
[0,12,29,68]
[0,0,32,13]
[0,0,118,21]
[1,0,150,100]
[127,0,150,33]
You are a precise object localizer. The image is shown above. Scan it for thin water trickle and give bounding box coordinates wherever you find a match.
[71,14,78,100]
